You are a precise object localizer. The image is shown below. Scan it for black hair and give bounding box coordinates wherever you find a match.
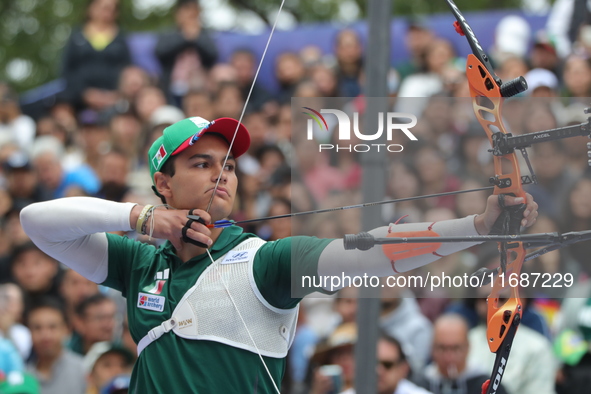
[26,296,69,327]
[75,293,112,317]
[154,155,178,204]
[176,0,199,9]
[11,242,55,268]
[254,144,285,164]
[379,330,408,364]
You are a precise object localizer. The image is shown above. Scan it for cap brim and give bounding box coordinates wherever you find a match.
[172,117,251,159]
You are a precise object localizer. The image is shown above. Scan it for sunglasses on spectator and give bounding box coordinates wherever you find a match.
[378,359,402,370]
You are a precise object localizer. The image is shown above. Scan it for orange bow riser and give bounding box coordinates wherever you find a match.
[447,1,529,393]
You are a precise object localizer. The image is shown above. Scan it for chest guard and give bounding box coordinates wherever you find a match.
[137,237,299,358]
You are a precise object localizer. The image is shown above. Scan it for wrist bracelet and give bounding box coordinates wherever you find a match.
[141,207,154,235]
[135,204,154,233]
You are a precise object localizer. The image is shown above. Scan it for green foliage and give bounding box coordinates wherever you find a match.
[0,0,175,93]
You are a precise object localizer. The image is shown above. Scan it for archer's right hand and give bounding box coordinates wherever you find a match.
[133,206,212,250]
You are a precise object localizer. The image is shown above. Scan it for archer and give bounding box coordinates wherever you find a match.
[19,115,538,394]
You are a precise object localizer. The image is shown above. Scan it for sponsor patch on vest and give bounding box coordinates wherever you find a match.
[137,292,165,312]
[177,318,194,330]
[220,249,254,265]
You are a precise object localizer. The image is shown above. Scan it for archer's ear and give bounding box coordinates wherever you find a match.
[154,172,172,200]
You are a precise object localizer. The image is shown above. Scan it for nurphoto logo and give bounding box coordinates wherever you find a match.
[302,107,418,153]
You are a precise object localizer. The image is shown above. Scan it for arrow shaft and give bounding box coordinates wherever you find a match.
[210,186,494,228]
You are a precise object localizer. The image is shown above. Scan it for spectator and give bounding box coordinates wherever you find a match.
[310,64,339,98]
[58,268,99,331]
[3,151,51,210]
[242,110,272,158]
[275,52,306,104]
[529,33,561,76]
[525,68,560,98]
[0,83,36,151]
[422,314,507,394]
[132,86,167,127]
[333,29,364,97]
[262,198,292,240]
[382,160,425,224]
[490,15,531,65]
[380,285,433,374]
[109,111,143,161]
[294,138,345,204]
[31,136,101,199]
[76,109,112,173]
[212,82,244,120]
[155,0,218,105]
[69,294,117,356]
[254,144,286,202]
[397,19,435,81]
[397,38,458,100]
[83,342,134,394]
[182,89,214,120]
[309,323,357,394]
[230,48,272,112]
[10,243,61,308]
[26,297,86,394]
[95,149,131,202]
[4,208,30,250]
[109,65,152,115]
[205,63,238,97]
[413,144,460,211]
[0,283,32,360]
[376,334,432,394]
[61,0,130,110]
[333,286,358,327]
[325,332,433,394]
[562,55,591,98]
[546,0,591,58]
[35,116,69,147]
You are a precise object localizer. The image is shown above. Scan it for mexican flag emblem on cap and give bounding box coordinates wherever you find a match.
[152,144,167,170]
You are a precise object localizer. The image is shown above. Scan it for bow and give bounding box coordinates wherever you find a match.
[446,2,528,393]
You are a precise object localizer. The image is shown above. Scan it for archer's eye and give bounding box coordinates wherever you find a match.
[194,162,208,168]
[225,164,235,171]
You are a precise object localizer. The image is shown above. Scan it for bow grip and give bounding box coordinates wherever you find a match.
[489,194,526,236]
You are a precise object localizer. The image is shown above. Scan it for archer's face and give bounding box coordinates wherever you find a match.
[160,134,237,221]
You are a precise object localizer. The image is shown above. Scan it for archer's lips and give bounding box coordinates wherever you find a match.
[206,187,230,197]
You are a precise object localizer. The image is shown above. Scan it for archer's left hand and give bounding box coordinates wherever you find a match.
[474,193,538,235]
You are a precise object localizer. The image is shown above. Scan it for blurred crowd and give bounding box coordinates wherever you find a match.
[2,0,591,393]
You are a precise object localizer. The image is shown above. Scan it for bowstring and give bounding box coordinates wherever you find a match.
[202,3,286,393]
